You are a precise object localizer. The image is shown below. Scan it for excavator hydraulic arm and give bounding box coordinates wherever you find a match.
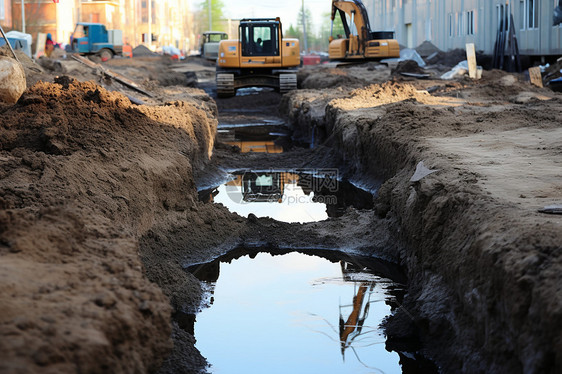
[329,0,399,61]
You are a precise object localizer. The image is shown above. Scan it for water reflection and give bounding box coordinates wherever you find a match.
[339,270,376,359]
[188,251,405,373]
[199,170,374,223]
[225,140,283,153]
[218,123,290,154]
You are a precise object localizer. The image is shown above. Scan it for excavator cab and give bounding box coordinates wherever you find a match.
[216,18,300,97]
[240,20,280,57]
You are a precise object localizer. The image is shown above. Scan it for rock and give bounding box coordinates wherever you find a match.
[0,56,26,103]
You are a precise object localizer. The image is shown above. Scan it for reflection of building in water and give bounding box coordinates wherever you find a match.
[338,261,376,360]
[226,172,299,202]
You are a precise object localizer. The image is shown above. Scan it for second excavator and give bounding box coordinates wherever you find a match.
[329,0,400,61]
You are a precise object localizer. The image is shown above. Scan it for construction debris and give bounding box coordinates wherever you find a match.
[440,60,482,80]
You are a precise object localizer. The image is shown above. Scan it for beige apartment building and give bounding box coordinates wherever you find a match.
[9,0,196,54]
[365,0,561,57]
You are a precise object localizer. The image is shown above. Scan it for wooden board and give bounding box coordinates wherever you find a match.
[70,54,153,97]
[529,67,543,88]
[466,43,478,79]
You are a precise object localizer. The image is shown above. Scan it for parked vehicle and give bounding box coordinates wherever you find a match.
[200,31,229,61]
[68,23,123,61]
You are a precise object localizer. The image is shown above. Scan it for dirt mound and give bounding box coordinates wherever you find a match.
[415,41,441,57]
[3,78,215,157]
[133,45,158,57]
[105,56,190,87]
[329,81,438,112]
[0,78,217,373]
[391,60,426,77]
[426,48,467,66]
[299,67,367,89]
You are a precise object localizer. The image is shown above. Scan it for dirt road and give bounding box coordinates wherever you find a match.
[0,50,560,373]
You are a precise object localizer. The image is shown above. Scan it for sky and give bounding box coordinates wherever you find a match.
[222,0,330,32]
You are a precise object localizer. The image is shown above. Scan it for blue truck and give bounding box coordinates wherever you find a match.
[69,23,123,61]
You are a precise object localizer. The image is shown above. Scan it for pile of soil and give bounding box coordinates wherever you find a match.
[298,66,368,89]
[391,59,427,77]
[425,48,467,66]
[415,40,441,57]
[0,77,218,373]
[132,45,158,57]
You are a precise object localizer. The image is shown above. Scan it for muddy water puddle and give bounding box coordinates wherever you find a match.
[186,251,412,373]
[199,170,374,223]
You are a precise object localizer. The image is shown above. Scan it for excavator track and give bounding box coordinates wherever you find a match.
[216,73,235,97]
[279,73,297,94]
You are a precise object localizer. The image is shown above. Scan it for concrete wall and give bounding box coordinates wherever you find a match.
[366,0,562,56]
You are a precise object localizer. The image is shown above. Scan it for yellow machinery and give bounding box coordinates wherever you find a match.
[329,0,400,61]
[216,18,300,97]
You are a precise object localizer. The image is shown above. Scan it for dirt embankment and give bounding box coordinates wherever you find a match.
[0,77,217,373]
[281,70,562,373]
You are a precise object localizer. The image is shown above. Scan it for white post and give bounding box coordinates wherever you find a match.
[302,0,308,52]
[22,0,26,33]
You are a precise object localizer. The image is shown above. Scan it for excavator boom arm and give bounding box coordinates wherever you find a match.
[331,0,372,38]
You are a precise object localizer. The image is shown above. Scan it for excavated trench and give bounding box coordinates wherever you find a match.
[165,88,439,373]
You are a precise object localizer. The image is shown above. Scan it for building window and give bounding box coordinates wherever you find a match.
[520,0,526,29]
[457,12,464,36]
[466,11,472,35]
[527,0,539,29]
[448,13,454,37]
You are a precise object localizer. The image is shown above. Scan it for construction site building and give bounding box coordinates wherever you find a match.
[365,0,562,58]
[8,0,196,55]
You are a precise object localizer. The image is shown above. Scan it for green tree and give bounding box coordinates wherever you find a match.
[197,0,227,33]
[313,10,346,51]
[285,25,299,39]
[325,10,346,39]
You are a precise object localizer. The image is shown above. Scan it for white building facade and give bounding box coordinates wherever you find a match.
[365,0,561,56]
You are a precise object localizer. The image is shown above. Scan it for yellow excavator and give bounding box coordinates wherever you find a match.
[329,0,400,61]
[216,18,300,97]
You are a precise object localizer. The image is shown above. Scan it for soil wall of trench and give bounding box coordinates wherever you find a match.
[280,80,562,374]
[0,79,223,373]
